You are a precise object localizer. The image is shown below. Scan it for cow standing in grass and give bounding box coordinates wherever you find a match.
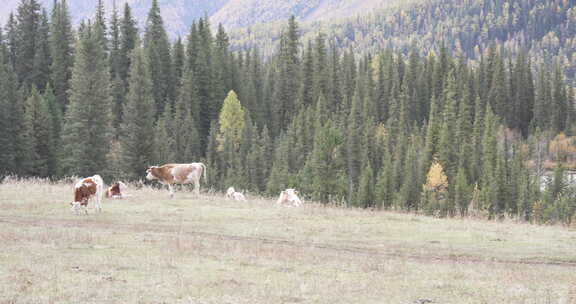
[71,175,104,214]
[146,163,207,198]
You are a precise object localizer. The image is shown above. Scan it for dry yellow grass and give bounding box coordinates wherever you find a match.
[0,178,575,303]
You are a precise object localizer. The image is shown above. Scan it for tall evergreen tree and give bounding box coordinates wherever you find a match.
[0,50,20,175]
[119,47,156,179]
[143,0,173,117]
[60,22,111,176]
[25,87,53,177]
[14,0,42,87]
[118,3,138,85]
[49,0,74,108]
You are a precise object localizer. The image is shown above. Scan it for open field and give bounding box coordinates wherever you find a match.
[1,179,576,303]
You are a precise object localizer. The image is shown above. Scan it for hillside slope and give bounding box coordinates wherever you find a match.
[0,0,409,38]
[210,0,407,29]
[228,0,576,84]
[0,0,229,37]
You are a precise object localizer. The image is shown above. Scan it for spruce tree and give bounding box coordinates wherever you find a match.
[153,103,176,165]
[119,47,156,179]
[60,22,112,176]
[453,165,471,216]
[144,0,173,117]
[50,0,74,108]
[25,87,53,177]
[31,10,51,91]
[43,84,61,175]
[119,3,138,85]
[13,0,45,88]
[0,54,23,175]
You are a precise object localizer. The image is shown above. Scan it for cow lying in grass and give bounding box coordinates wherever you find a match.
[276,189,302,207]
[226,187,247,201]
[105,181,128,199]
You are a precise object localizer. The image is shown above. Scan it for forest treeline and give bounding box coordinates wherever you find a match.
[1,0,575,224]
[230,0,576,86]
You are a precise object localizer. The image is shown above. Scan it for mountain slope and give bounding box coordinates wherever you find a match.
[210,0,407,30]
[227,0,576,85]
[0,0,229,37]
[0,0,409,37]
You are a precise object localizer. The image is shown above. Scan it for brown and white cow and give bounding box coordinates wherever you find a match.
[105,181,127,199]
[70,175,104,214]
[146,163,207,197]
[276,189,302,207]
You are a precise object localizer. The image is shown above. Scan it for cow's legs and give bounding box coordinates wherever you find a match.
[168,184,174,198]
[194,179,200,196]
[94,197,102,213]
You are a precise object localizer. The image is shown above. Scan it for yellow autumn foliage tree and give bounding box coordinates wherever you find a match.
[424,161,449,193]
[217,90,245,151]
[549,132,576,162]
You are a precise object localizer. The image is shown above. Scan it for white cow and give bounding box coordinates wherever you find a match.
[276,189,302,207]
[226,187,236,199]
[232,191,247,201]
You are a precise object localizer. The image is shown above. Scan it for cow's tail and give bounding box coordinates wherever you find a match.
[201,163,207,183]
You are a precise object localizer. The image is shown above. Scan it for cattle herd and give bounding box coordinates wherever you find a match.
[70,162,302,214]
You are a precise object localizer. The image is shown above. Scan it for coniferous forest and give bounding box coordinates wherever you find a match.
[1,0,576,225]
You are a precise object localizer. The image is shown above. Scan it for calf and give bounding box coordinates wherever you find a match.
[71,175,104,214]
[276,189,302,207]
[105,181,127,199]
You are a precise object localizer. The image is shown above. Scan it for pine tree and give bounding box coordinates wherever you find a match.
[118,3,138,85]
[173,90,201,163]
[144,0,173,117]
[299,40,315,109]
[218,91,246,152]
[31,10,50,91]
[453,165,471,216]
[437,72,459,181]
[273,15,300,134]
[303,109,345,203]
[25,87,53,177]
[375,146,394,209]
[109,2,121,78]
[153,103,176,165]
[15,90,37,176]
[0,49,18,175]
[172,37,184,86]
[43,84,61,175]
[60,22,112,176]
[119,47,156,179]
[50,0,74,108]
[14,0,42,88]
[347,91,364,200]
[356,161,374,208]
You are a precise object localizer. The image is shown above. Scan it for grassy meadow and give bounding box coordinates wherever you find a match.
[1,178,576,303]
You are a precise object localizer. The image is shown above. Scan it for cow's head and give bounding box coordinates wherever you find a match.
[146,166,158,181]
